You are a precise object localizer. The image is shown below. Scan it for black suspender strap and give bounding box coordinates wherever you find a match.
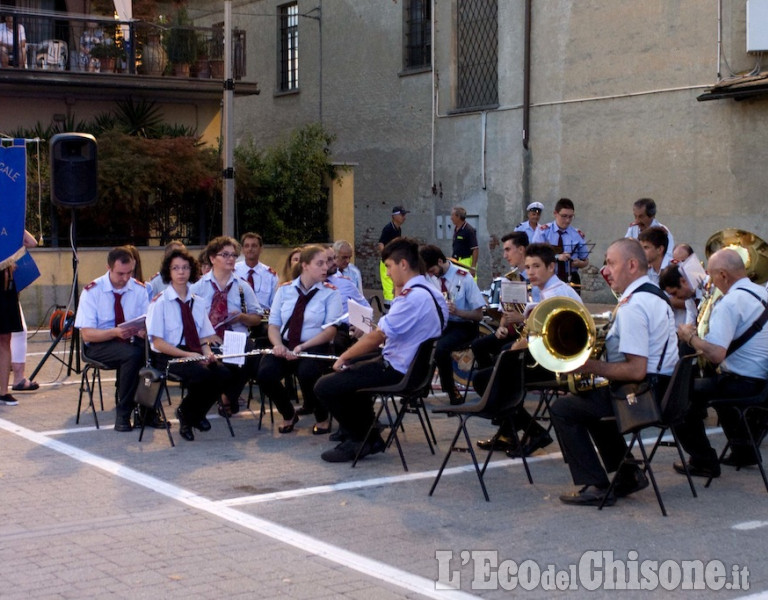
[726,287,768,357]
[410,284,446,330]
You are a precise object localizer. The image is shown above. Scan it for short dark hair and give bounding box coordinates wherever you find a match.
[525,242,556,266]
[638,226,669,255]
[501,231,529,248]
[240,232,263,246]
[160,248,201,284]
[419,244,447,270]
[634,197,657,218]
[658,264,683,290]
[205,236,240,263]
[554,198,574,213]
[107,246,134,268]
[381,237,421,272]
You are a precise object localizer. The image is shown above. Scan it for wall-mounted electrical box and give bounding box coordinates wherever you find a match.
[747,0,768,53]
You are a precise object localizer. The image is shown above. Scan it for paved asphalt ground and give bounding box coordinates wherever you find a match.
[1,332,767,599]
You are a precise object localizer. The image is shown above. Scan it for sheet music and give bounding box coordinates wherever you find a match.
[348,298,374,334]
[221,330,247,366]
[118,314,146,336]
[680,253,707,291]
[500,280,528,305]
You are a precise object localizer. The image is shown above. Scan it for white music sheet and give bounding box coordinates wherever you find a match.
[221,330,247,366]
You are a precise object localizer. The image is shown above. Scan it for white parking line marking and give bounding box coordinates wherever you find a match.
[0,417,479,600]
[732,521,768,531]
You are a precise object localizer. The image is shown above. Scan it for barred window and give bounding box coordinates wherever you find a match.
[457,0,498,110]
[279,2,299,91]
[404,0,431,70]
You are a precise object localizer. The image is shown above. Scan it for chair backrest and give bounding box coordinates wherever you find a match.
[475,349,526,415]
[399,337,439,395]
[659,354,696,425]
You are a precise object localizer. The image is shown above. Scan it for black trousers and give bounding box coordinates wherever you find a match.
[434,321,478,396]
[257,343,334,421]
[84,339,144,421]
[471,331,518,370]
[163,358,236,423]
[314,356,403,441]
[677,374,767,466]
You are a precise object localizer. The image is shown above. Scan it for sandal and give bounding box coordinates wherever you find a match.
[279,413,299,434]
[312,423,332,435]
[11,379,39,392]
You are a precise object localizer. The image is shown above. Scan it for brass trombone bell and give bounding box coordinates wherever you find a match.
[704,228,768,285]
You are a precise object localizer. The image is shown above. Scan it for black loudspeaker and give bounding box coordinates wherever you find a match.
[50,133,98,208]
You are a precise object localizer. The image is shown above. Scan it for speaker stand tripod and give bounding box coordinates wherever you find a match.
[30,209,82,379]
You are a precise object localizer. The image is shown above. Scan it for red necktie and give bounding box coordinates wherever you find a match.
[247,269,255,290]
[556,230,568,281]
[286,287,319,350]
[209,281,233,338]
[440,277,449,296]
[176,298,202,353]
[113,292,125,326]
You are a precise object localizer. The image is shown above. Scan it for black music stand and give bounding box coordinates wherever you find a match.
[29,209,82,378]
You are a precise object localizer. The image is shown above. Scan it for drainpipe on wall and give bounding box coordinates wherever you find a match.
[521,0,532,209]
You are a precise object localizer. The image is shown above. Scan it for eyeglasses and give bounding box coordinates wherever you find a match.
[171,265,191,272]
[216,252,238,259]
[528,208,542,213]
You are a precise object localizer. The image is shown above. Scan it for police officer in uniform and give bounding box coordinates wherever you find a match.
[552,238,678,506]
[531,197,590,291]
[377,206,408,306]
[451,206,479,278]
[258,245,343,435]
[420,244,485,405]
[676,248,768,475]
[515,201,544,242]
[75,246,150,432]
[146,248,240,441]
[315,237,447,463]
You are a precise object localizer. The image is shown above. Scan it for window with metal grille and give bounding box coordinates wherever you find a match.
[404,0,431,70]
[457,0,498,110]
[279,2,299,91]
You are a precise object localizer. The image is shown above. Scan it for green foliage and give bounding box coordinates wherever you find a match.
[235,123,338,245]
[164,7,198,65]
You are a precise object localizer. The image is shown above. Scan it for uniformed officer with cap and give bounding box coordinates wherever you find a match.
[377,206,409,305]
[515,201,544,242]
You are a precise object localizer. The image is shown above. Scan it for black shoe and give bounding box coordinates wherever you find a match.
[147,412,170,429]
[559,485,615,507]
[506,431,553,458]
[194,417,212,432]
[329,428,349,442]
[449,393,465,406]
[176,407,194,441]
[721,450,759,467]
[114,417,133,432]
[321,439,362,463]
[477,435,518,452]
[614,467,650,498]
[673,461,719,478]
[359,432,386,458]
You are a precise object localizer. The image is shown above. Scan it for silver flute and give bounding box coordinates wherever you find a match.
[167,348,339,365]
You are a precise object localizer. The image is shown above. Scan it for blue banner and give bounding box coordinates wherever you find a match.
[0,139,27,267]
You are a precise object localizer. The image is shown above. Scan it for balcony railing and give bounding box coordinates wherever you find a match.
[0,9,246,80]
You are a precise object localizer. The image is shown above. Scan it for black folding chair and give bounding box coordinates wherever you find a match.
[705,382,768,493]
[429,349,532,502]
[135,366,175,447]
[600,355,698,516]
[353,337,439,470]
[76,337,119,429]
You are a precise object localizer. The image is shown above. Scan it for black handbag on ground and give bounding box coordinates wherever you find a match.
[134,366,165,409]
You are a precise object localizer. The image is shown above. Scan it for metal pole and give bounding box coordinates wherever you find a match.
[222,0,235,237]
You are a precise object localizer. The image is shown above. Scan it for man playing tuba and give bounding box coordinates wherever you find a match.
[676,248,768,476]
[552,238,678,507]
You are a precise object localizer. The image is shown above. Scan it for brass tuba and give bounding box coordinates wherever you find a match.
[697,229,768,338]
[526,296,611,393]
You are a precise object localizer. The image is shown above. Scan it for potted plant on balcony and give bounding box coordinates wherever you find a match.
[208,24,225,80]
[89,39,125,73]
[194,34,210,78]
[164,7,197,77]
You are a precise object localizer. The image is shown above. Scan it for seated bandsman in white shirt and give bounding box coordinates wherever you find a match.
[333,240,364,295]
[676,249,768,475]
[74,246,150,432]
[420,245,486,406]
[234,232,278,316]
[476,243,580,456]
[190,236,265,413]
[146,248,241,442]
[638,226,671,286]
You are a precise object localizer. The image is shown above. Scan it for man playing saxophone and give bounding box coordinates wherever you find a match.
[675,248,768,475]
[552,238,678,506]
